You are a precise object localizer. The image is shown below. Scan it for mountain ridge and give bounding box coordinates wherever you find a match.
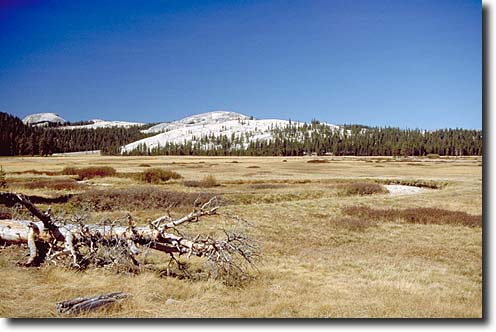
[122,110,339,153]
[22,112,66,126]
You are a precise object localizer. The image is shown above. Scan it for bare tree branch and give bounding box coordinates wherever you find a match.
[0,191,258,281]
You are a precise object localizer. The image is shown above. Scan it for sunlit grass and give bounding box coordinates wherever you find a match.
[0,155,482,318]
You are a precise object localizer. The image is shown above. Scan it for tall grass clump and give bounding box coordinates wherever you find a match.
[342,206,481,227]
[183,175,220,188]
[0,166,7,189]
[10,169,59,176]
[337,182,388,196]
[0,206,11,219]
[373,178,447,189]
[139,168,182,184]
[307,159,329,164]
[70,187,216,211]
[62,166,117,180]
[19,178,82,191]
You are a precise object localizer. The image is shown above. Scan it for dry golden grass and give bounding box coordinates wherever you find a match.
[9,178,83,191]
[184,175,220,188]
[137,168,182,184]
[337,182,388,196]
[69,186,216,212]
[0,155,482,318]
[342,206,482,227]
[61,166,117,180]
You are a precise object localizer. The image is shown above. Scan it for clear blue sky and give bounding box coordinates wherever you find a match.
[0,0,481,129]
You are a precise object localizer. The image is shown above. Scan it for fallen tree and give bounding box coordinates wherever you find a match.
[56,292,131,315]
[0,191,258,280]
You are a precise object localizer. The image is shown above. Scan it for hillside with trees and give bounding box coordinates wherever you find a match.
[0,112,482,157]
[0,112,151,156]
[123,121,482,157]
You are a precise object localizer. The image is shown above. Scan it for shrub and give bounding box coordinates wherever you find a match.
[69,187,216,211]
[19,179,82,191]
[0,166,7,189]
[138,163,151,167]
[307,159,329,164]
[184,175,219,188]
[337,182,388,196]
[0,207,11,219]
[201,175,219,187]
[139,168,182,184]
[342,206,481,227]
[62,166,117,180]
[329,216,376,232]
[373,178,447,189]
[250,183,286,189]
[247,166,260,169]
[426,153,441,159]
[9,169,59,176]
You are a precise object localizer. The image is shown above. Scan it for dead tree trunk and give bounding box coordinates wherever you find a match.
[0,192,257,277]
[56,292,131,314]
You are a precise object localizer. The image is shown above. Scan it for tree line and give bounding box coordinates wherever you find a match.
[123,121,482,157]
[1,112,482,157]
[0,112,151,156]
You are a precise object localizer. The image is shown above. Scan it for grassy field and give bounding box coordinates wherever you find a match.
[0,155,482,318]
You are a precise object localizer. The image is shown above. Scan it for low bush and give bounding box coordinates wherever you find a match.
[337,182,388,196]
[18,179,82,191]
[328,216,376,232]
[250,183,286,189]
[247,166,260,169]
[69,187,217,211]
[139,168,182,184]
[138,163,151,167]
[307,159,329,164]
[184,175,219,188]
[373,178,447,189]
[9,169,59,176]
[62,166,117,180]
[342,206,481,227]
[0,166,7,189]
[426,153,441,159]
[0,207,11,219]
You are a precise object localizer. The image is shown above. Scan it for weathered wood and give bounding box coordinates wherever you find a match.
[0,191,258,276]
[25,222,39,266]
[0,192,65,241]
[56,292,131,314]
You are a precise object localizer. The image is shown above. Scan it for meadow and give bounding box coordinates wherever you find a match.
[0,155,482,318]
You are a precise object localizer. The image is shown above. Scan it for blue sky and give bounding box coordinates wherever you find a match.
[0,0,481,129]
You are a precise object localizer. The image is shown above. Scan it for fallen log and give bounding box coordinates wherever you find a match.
[0,191,258,278]
[56,292,131,314]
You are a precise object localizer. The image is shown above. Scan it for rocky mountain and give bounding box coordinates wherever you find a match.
[121,110,339,153]
[22,113,66,126]
[61,119,144,130]
[143,110,251,134]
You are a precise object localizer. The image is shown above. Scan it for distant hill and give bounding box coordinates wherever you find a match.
[1,111,482,157]
[61,119,145,130]
[122,110,339,153]
[22,112,66,126]
[0,112,151,156]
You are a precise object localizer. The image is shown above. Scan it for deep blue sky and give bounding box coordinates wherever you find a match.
[0,0,481,129]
